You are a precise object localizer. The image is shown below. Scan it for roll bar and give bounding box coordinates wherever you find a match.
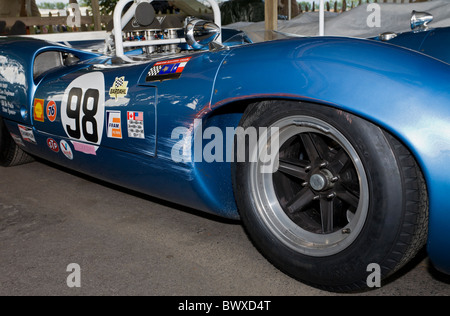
[113,0,222,59]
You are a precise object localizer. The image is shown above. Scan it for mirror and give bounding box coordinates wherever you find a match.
[411,11,433,31]
[185,19,221,49]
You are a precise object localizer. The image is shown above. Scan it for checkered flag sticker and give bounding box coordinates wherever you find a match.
[148,65,163,77]
[109,77,129,101]
[115,77,125,87]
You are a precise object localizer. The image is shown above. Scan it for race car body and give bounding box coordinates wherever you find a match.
[0,1,449,292]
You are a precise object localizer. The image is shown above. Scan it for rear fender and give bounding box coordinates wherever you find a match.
[211,37,450,272]
[0,38,100,125]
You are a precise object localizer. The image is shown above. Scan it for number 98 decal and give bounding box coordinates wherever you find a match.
[61,72,105,145]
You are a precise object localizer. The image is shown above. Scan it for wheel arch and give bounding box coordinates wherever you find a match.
[199,94,433,227]
[205,94,430,186]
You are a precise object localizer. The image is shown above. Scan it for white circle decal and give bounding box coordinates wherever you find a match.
[61,72,105,146]
[60,140,74,160]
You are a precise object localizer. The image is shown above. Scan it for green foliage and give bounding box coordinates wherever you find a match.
[38,2,67,10]
[83,0,120,14]
[220,0,264,25]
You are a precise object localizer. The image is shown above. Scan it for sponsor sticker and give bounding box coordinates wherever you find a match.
[106,111,122,139]
[109,77,129,101]
[46,100,57,122]
[146,57,192,82]
[127,111,145,139]
[33,98,45,122]
[71,141,98,156]
[47,138,60,153]
[18,125,37,144]
[60,140,74,160]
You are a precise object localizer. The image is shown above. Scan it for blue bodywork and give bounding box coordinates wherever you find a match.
[379,27,450,64]
[1,27,450,275]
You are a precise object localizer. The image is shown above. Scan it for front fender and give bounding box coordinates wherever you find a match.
[211,37,450,274]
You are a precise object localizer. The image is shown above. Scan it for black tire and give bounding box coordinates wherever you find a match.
[232,101,428,292]
[0,118,34,167]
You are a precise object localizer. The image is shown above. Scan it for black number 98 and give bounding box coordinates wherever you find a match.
[66,87,99,143]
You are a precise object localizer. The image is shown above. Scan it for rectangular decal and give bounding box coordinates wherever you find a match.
[127,111,145,139]
[146,57,192,82]
[33,98,45,122]
[18,125,37,145]
[106,111,123,139]
[71,141,98,156]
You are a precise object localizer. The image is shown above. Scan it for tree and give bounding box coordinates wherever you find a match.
[83,0,120,14]
[220,0,265,25]
[56,2,67,10]
[37,2,67,10]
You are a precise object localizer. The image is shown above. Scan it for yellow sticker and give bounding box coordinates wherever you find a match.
[109,77,129,101]
[33,99,45,122]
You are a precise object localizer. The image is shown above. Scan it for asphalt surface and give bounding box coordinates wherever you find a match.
[0,160,449,296]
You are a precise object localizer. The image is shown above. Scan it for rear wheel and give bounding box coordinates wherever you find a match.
[232,101,428,292]
[0,118,34,167]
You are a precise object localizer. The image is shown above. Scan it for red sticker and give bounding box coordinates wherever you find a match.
[47,138,59,153]
[153,57,192,67]
[47,101,57,122]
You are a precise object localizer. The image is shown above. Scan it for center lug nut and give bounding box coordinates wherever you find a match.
[310,174,327,191]
[309,169,336,192]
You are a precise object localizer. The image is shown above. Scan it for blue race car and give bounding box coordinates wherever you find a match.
[0,1,449,292]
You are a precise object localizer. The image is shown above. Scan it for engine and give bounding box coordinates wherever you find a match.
[118,1,199,56]
[111,0,223,61]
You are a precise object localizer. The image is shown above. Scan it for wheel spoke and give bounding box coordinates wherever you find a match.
[286,187,315,214]
[328,148,350,174]
[336,186,360,208]
[278,158,309,180]
[300,133,321,162]
[320,199,334,234]
[310,133,331,161]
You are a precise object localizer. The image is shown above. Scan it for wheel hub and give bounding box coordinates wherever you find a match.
[309,168,335,192]
[309,174,326,191]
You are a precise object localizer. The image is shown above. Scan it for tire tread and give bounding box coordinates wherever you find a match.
[0,118,34,167]
[382,133,428,276]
